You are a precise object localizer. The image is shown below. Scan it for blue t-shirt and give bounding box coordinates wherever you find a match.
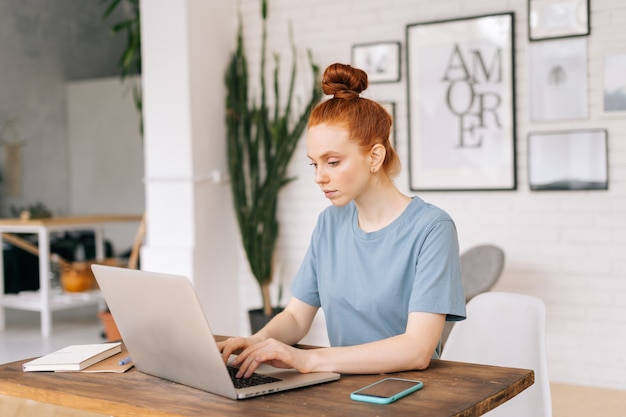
[291,197,466,347]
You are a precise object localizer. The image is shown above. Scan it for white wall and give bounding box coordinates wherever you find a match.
[234,0,626,390]
[0,0,126,217]
[67,76,145,254]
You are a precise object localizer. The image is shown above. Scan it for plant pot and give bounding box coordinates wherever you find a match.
[248,307,283,334]
[98,311,122,341]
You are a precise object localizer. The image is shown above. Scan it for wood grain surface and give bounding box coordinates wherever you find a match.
[0,357,533,417]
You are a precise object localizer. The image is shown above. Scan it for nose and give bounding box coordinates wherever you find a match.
[315,166,328,185]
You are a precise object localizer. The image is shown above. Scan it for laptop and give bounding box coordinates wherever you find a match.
[91,264,340,399]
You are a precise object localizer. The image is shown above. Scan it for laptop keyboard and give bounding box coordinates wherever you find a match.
[227,365,282,389]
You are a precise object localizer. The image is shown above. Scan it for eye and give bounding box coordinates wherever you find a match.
[328,160,339,166]
[309,162,318,168]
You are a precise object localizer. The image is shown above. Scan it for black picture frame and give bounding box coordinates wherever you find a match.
[351,41,401,83]
[602,52,626,115]
[528,0,590,41]
[528,129,608,191]
[528,37,588,121]
[379,101,397,147]
[406,13,517,191]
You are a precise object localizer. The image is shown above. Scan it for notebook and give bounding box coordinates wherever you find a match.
[22,342,121,372]
[91,265,340,399]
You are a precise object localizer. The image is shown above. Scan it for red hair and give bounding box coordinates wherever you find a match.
[308,63,401,177]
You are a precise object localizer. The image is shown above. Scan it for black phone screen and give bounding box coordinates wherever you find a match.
[356,378,422,398]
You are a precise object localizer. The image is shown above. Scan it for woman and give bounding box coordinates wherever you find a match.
[218,63,466,378]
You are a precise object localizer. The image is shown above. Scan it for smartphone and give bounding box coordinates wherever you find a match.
[350,377,424,404]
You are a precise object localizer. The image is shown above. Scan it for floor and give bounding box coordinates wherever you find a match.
[0,305,104,365]
[1,307,625,417]
[551,383,626,417]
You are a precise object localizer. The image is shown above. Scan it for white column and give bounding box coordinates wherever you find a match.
[139,0,240,335]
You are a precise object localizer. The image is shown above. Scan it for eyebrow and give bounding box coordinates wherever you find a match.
[307,151,341,160]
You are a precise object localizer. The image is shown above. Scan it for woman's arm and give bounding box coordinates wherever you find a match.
[231,311,445,377]
[307,311,444,373]
[255,297,319,345]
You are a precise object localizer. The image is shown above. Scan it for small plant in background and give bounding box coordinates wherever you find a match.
[101,0,142,136]
[9,202,53,219]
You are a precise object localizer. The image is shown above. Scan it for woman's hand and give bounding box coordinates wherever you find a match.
[215,298,319,377]
[216,336,260,365]
[228,338,312,378]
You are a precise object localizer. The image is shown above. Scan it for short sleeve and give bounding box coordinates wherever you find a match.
[408,219,466,321]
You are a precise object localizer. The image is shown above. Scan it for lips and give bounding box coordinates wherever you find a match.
[322,189,336,198]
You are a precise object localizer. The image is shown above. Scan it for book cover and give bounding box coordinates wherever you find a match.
[78,350,134,373]
[22,342,122,372]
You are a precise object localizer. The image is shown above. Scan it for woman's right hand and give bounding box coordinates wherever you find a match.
[216,336,260,364]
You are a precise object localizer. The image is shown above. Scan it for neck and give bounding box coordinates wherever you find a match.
[355,178,411,232]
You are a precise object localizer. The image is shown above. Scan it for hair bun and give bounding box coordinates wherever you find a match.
[321,63,368,100]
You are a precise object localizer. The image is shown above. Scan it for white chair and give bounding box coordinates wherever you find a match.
[440,292,552,417]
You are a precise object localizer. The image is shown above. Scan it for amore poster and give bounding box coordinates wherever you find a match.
[406,13,516,191]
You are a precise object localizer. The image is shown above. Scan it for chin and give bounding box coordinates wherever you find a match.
[328,197,351,207]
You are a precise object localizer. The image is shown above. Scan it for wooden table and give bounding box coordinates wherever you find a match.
[0,357,533,417]
[0,215,143,337]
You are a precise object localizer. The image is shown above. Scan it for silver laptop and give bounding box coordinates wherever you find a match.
[91,264,340,399]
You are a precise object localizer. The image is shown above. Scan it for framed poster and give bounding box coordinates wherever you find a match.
[406,13,516,191]
[602,52,626,115]
[528,130,608,191]
[529,37,588,121]
[352,41,401,83]
[528,0,590,41]
[379,101,397,147]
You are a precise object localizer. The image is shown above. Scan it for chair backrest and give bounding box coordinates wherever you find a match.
[440,244,505,348]
[440,292,552,417]
[460,244,505,301]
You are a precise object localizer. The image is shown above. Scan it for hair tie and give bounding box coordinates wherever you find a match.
[333,89,360,100]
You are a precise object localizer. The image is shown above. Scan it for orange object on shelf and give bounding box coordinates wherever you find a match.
[60,259,121,293]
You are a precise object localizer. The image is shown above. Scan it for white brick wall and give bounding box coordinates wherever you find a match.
[235,0,626,389]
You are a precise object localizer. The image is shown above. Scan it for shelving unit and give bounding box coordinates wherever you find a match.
[1,290,103,312]
[0,215,142,337]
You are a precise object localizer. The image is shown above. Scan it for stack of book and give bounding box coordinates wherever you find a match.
[22,342,129,372]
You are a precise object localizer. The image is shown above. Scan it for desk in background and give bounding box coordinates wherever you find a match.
[0,357,533,417]
[0,215,143,337]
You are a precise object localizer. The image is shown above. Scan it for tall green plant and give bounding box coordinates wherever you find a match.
[101,0,143,136]
[225,1,322,316]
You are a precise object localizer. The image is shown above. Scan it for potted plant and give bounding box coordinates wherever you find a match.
[225,0,322,331]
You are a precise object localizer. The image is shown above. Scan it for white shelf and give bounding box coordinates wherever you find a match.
[0,215,141,336]
[1,290,103,312]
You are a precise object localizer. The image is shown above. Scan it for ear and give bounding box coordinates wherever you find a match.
[369,143,386,173]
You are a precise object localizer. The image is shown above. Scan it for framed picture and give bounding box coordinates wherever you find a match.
[351,41,401,83]
[406,13,516,191]
[529,37,588,121]
[528,0,590,41]
[602,52,626,115]
[528,130,608,191]
[379,101,397,147]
